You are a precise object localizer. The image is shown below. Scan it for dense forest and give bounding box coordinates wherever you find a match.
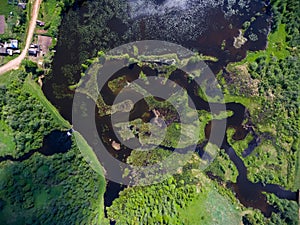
[0,144,105,224]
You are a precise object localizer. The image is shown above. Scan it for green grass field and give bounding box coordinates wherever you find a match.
[178,190,212,224]
[0,73,17,156]
[0,120,15,156]
[178,187,241,225]
[0,0,16,16]
[39,0,60,22]
[0,69,14,83]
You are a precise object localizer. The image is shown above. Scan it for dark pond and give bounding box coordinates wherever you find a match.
[41,0,296,220]
[0,130,72,163]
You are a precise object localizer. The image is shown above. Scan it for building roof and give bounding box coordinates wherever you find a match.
[36,20,45,26]
[18,3,27,10]
[38,35,52,54]
[28,48,38,56]
[0,47,7,55]
[0,15,5,34]
[10,40,18,49]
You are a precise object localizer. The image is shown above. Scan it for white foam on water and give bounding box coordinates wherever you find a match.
[127,0,252,42]
[162,0,189,10]
[128,0,250,19]
[128,0,222,18]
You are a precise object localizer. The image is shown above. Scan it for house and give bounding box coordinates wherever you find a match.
[9,39,18,49]
[36,20,45,27]
[18,3,26,10]
[0,39,20,56]
[2,40,18,49]
[0,47,7,55]
[38,35,52,55]
[28,41,40,57]
[0,15,5,34]
[7,49,13,56]
[28,48,38,57]
[0,46,20,56]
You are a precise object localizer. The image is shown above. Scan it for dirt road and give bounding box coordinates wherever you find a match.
[0,0,42,75]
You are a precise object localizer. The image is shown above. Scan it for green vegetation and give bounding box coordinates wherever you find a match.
[294,138,300,188]
[221,0,300,190]
[38,0,74,37]
[0,0,298,224]
[0,144,105,225]
[245,140,292,187]
[0,0,29,64]
[205,148,239,183]
[107,150,242,224]
[240,23,289,65]
[227,128,253,157]
[0,68,106,224]
[243,193,300,225]
[0,0,28,40]
[0,70,70,157]
[107,176,199,224]
[44,0,129,95]
[0,120,15,154]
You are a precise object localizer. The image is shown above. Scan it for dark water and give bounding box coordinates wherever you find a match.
[0,130,72,163]
[43,0,272,118]
[104,181,126,208]
[39,0,296,219]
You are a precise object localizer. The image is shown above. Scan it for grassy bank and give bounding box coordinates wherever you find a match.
[73,131,105,176]
[294,138,300,189]
[23,75,71,129]
[73,131,106,224]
